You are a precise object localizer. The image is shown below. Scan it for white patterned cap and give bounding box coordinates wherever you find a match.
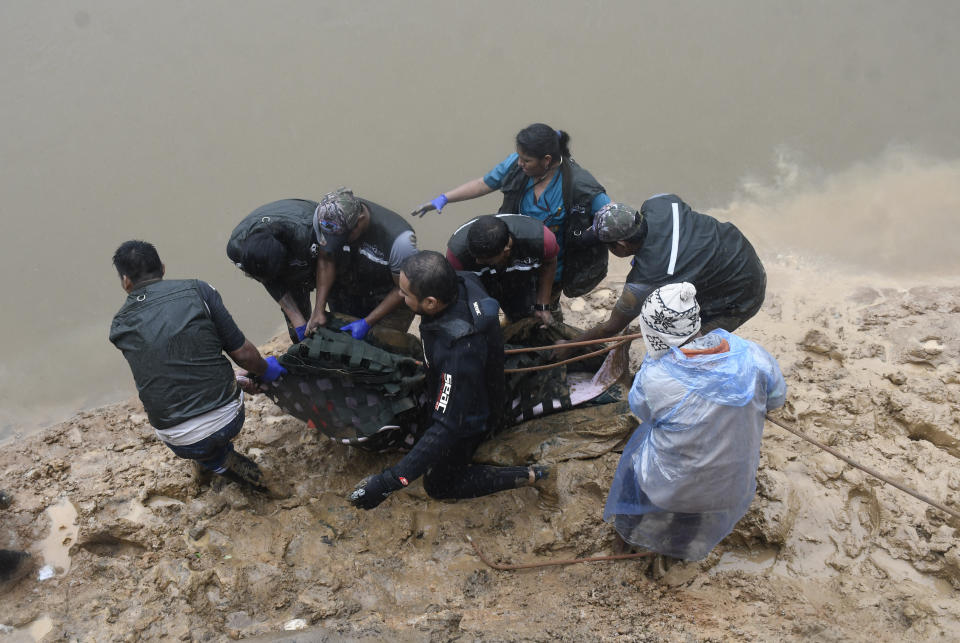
[638,282,701,359]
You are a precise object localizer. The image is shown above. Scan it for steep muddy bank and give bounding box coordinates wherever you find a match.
[2,257,958,641]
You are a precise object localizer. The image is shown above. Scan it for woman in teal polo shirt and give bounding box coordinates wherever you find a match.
[412,123,611,303]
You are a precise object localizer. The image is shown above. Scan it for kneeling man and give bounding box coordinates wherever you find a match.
[349,251,549,509]
[604,283,786,560]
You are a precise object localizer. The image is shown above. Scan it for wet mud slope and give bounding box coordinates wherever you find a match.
[1,257,958,641]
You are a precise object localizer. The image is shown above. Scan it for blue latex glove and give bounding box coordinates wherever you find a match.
[340,318,370,340]
[411,193,448,218]
[294,325,306,341]
[260,356,287,384]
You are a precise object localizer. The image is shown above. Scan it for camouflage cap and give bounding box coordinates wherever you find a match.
[313,187,364,250]
[592,202,643,243]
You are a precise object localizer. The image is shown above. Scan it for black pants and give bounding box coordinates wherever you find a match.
[420,434,531,500]
[702,265,767,334]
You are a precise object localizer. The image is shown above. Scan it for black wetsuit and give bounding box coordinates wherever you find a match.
[391,273,530,499]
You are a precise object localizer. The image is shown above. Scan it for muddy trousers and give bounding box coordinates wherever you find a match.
[162,405,245,472]
[421,435,531,500]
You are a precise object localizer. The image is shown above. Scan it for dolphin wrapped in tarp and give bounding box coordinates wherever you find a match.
[260,314,631,452]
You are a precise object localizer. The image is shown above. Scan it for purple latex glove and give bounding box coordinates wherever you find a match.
[294,325,306,341]
[340,318,371,340]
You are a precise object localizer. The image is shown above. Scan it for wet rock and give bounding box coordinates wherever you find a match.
[799,329,844,361]
[186,495,228,520]
[220,485,250,510]
[748,470,797,546]
[849,287,881,305]
[196,529,232,559]
[237,563,284,609]
[224,611,257,639]
[810,452,845,482]
[885,371,908,385]
[409,607,462,633]
[295,586,357,621]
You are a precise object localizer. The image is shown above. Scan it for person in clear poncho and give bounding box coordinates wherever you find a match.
[604,282,786,560]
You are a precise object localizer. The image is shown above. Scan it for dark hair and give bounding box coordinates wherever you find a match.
[400,250,459,305]
[515,123,571,161]
[466,215,510,259]
[113,240,163,285]
[240,230,287,280]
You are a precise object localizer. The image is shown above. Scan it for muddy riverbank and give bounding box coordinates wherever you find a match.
[2,256,959,641]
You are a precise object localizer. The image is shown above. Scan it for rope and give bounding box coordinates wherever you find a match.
[467,535,652,570]
[765,414,960,521]
[503,339,631,374]
[504,331,644,355]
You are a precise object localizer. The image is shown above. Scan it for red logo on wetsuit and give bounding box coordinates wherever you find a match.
[435,372,453,412]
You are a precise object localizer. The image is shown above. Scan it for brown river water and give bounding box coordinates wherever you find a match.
[1,1,959,439]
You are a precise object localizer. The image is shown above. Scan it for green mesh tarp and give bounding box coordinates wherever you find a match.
[263,316,627,451]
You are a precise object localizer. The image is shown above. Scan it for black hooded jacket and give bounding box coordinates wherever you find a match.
[391,273,504,482]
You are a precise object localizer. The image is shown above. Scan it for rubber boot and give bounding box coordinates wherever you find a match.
[221,451,269,494]
[530,465,560,510]
[191,460,214,487]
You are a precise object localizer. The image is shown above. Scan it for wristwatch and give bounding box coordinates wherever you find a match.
[533,303,552,311]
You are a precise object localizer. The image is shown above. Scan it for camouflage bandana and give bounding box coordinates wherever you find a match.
[593,202,643,243]
[638,282,701,359]
[313,187,363,250]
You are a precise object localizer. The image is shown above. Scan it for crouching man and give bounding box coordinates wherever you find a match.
[604,283,786,560]
[109,241,286,492]
[349,251,549,509]
[445,214,559,325]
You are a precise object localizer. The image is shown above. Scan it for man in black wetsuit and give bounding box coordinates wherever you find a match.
[348,251,549,509]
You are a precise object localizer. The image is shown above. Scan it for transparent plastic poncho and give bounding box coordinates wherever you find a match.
[604,329,786,560]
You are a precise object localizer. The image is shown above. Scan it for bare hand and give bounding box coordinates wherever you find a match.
[236,371,264,395]
[305,310,327,336]
[534,309,554,328]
